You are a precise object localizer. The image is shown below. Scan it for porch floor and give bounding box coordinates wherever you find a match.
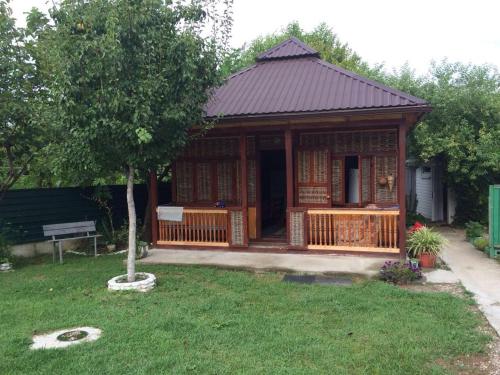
[139,248,389,276]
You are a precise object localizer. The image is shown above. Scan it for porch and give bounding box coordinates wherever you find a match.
[150,123,408,256]
[155,206,400,254]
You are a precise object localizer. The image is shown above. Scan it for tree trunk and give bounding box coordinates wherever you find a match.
[126,165,137,282]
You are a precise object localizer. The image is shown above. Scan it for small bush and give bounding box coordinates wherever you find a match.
[406,227,445,257]
[379,261,422,284]
[473,237,489,252]
[465,221,485,240]
[406,212,428,227]
[0,233,11,263]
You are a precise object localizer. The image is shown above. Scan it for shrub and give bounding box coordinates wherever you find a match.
[406,227,445,257]
[408,221,425,234]
[465,221,485,240]
[0,233,11,263]
[379,261,422,284]
[406,211,428,227]
[473,237,489,252]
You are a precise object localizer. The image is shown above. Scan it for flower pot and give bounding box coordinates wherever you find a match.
[106,244,116,252]
[418,253,437,268]
[137,243,149,259]
[0,262,12,272]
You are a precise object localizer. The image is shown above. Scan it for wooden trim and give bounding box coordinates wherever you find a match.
[255,135,262,239]
[240,134,249,246]
[307,209,399,215]
[285,129,294,208]
[171,162,177,203]
[181,208,229,214]
[149,171,159,246]
[307,245,399,253]
[157,241,229,247]
[398,119,409,257]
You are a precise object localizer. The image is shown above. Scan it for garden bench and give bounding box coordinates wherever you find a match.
[43,221,101,264]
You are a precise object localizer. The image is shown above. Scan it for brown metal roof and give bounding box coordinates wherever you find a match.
[205,38,429,119]
[256,37,320,61]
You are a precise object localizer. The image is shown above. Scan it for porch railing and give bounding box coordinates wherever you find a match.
[306,209,399,252]
[157,207,246,247]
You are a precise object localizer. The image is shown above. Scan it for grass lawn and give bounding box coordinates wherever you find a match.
[0,254,491,374]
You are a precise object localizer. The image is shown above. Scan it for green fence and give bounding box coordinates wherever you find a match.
[0,184,171,244]
[489,185,500,257]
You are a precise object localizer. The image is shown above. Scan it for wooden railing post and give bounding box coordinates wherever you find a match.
[240,134,249,246]
[398,119,410,258]
[149,171,158,246]
[285,129,294,245]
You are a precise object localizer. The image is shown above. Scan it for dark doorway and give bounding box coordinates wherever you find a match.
[260,150,286,239]
[344,156,359,204]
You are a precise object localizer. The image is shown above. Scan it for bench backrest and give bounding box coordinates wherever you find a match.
[43,221,96,238]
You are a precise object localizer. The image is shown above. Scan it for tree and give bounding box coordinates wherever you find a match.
[44,0,233,281]
[221,21,385,80]
[387,62,500,223]
[0,1,49,200]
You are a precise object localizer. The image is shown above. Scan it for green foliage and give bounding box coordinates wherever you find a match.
[465,221,485,240]
[0,0,51,199]
[222,21,384,80]
[473,237,489,252]
[0,255,491,374]
[379,261,422,284]
[406,211,428,227]
[387,62,500,223]
[0,230,11,262]
[406,227,446,257]
[41,0,232,183]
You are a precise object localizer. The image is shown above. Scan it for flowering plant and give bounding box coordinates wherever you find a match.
[379,260,422,284]
[408,221,425,234]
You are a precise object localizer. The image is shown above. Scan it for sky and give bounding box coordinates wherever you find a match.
[10,0,500,75]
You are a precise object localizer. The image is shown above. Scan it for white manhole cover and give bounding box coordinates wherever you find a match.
[31,327,101,350]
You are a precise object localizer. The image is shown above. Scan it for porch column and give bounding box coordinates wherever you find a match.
[398,118,410,257]
[240,134,248,245]
[285,129,294,208]
[149,171,159,246]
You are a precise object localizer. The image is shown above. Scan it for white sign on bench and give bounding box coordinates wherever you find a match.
[43,221,101,264]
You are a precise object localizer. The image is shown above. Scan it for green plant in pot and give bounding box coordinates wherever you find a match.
[0,233,12,271]
[136,241,149,259]
[406,227,445,268]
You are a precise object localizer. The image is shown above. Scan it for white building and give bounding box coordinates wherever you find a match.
[406,159,456,224]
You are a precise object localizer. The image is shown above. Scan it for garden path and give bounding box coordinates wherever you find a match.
[439,227,500,336]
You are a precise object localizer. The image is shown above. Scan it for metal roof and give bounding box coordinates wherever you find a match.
[205,38,429,119]
[256,37,320,61]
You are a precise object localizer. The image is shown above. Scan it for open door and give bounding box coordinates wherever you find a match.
[296,148,331,207]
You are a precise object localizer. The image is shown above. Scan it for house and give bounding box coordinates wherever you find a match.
[406,158,456,224]
[149,38,431,256]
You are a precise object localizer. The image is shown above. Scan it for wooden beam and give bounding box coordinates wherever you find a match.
[285,129,294,208]
[240,134,248,209]
[149,171,159,246]
[398,119,409,257]
[240,134,249,246]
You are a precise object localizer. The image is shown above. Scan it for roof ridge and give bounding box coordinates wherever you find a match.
[312,58,424,104]
[257,37,319,61]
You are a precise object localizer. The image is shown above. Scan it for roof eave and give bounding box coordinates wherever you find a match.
[205,104,432,122]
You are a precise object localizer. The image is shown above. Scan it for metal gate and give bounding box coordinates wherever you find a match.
[489,185,500,257]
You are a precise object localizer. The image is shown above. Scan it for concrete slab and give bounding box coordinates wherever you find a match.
[424,269,460,284]
[139,249,388,276]
[438,227,500,335]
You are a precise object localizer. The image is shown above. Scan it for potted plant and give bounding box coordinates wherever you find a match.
[406,227,445,268]
[0,234,12,271]
[136,241,149,259]
[465,221,484,243]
